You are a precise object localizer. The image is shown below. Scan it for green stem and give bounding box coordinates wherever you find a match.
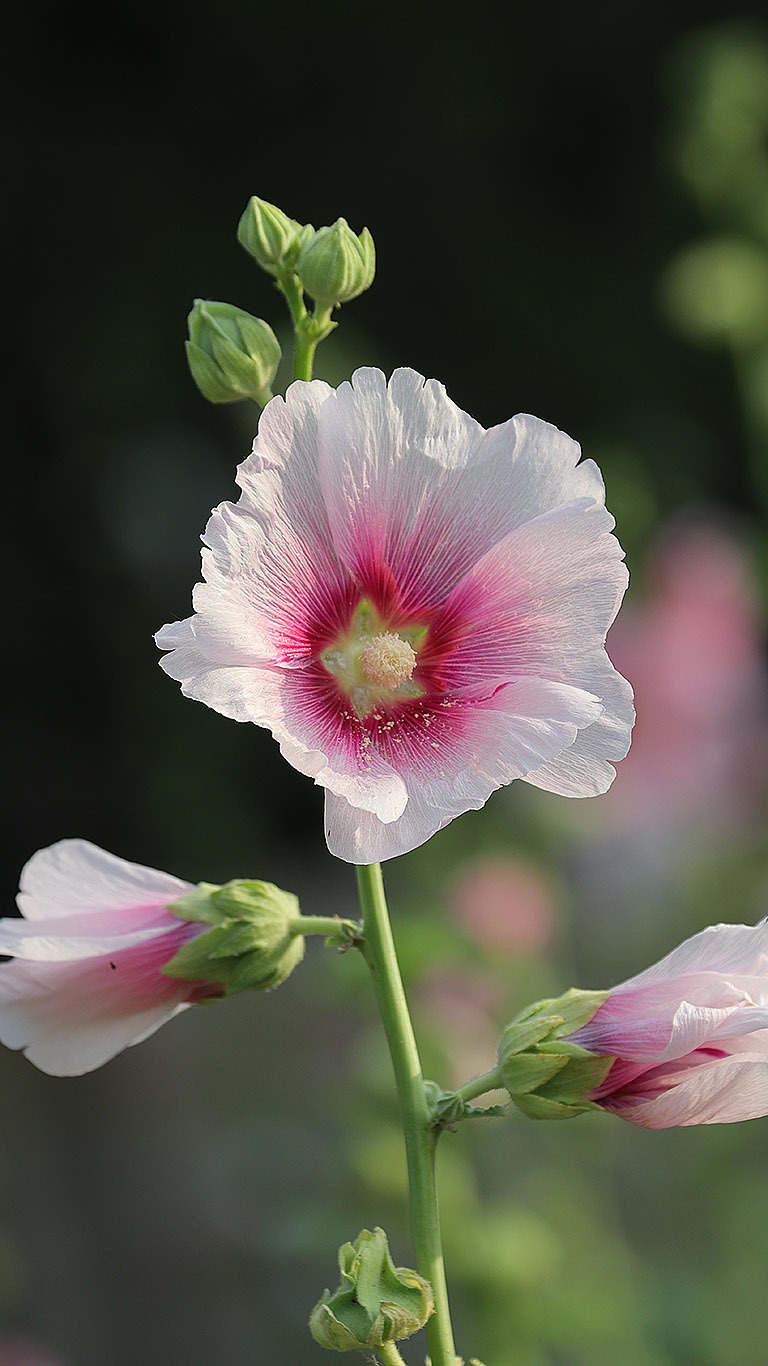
[293,326,319,382]
[355,863,458,1366]
[288,915,361,938]
[377,1342,409,1366]
[277,271,307,328]
[454,1067,503,1105]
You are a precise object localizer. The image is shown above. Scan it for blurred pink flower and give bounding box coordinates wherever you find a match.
[156,367,633,863]
[452,856,556,954]
[608,523,768,826]
[416,968,501,1086]
[0,1338,67,1366]
[0,841,222,1076]
[571,919,768,1127]
[0,1337,67,1366]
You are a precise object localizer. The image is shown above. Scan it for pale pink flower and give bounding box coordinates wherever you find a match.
[571,920,768,1127]
[607,523,768,828]
[416,968,502,1087]
[157,367,633,863]
[0,841,222,1076]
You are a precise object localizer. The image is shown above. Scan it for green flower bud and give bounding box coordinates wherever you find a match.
[498,988,612,1120]
[309,1227,433,1352]
[237,196,311,275]
[186,299,281,405]
[296,218,375,308]
[162,879,304,995]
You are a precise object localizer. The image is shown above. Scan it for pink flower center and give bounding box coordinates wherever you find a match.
[320,598,426,718]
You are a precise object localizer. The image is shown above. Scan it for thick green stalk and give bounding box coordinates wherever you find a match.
[356,863,458,1366]
[293,327,319,382]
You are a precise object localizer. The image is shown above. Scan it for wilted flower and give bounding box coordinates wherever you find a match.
[0,840,224,1075]
[571,920,768,1127]
[157,367,633,863]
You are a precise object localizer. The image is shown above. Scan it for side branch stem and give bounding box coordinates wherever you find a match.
[355,863,458,1366]
[455,1068,504,1104]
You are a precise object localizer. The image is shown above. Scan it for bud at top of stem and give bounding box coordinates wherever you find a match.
[186,300,281,406]
[237,196,312,275]
[296,218,375,308]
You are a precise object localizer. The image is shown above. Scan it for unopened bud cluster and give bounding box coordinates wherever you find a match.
[186,196,375,406]
[239,196,375,309]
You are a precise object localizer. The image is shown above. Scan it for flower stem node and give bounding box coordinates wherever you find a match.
[237,196,312,275]
[498,988,612,1119]
[296,218,376,308]
[162,879,305,995]
[309,1227,434,1352]
[186,299,281,406]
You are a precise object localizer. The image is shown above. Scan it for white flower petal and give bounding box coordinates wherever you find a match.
[523,655,634,796]
[615,920,768,993]
[17,841,192,922]
[316,374,609,615]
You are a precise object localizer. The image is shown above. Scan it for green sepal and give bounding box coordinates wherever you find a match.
[535,1049,613,1103]
[309,1227,433,1351]
[166,882,225,925]
[162,879,304,996]
[513,1093,600,1121]
[539,988,611,1038]
[499,1052,568,1096]
[497,1010,564,1063]
[497,987,612,1119]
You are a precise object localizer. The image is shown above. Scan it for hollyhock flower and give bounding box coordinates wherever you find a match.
[571,920,768,1127]
[0,840,223,1075]
[157,367,633,863]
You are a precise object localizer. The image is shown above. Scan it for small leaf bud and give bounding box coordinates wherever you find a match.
[237,196,311,275]
[309,1227,433,1352]
[296,218,375,308]
[162,879,304,995]
[186,299,280,405]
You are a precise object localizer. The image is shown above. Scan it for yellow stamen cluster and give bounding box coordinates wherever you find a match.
[360,632,417,689]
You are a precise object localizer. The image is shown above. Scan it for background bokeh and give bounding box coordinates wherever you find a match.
[5,4,768,1363]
